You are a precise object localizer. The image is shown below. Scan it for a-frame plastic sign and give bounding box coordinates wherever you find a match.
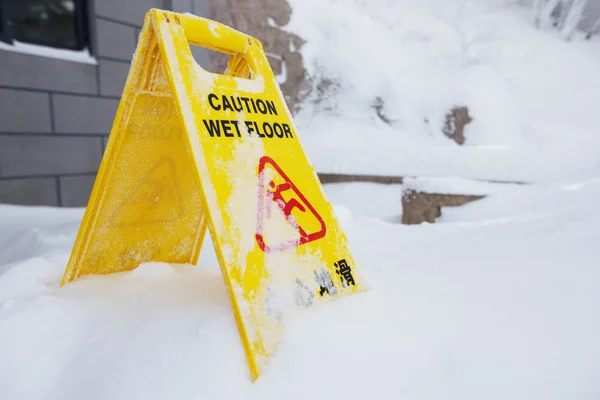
[61,8,366,380]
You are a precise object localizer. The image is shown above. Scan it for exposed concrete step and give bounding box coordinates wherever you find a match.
[317,173,404,185]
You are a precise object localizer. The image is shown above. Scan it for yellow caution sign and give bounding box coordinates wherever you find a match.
[62,9,366,380]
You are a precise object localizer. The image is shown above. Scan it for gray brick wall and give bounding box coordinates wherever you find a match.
[0,51,98,93]
[0,178,59,206]
[0,89,52,133]
[98,59,131,96]
[0,135,103,176]
[0,0,211,207]
[53,95,119,134]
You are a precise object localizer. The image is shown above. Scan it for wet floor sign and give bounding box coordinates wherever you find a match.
[61,9,366,380]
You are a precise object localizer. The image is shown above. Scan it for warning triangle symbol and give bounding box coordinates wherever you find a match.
[256,156,326,253]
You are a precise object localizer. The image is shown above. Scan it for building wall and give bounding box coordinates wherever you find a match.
[0,0,210,207]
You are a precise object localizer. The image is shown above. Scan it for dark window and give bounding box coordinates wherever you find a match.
[0,1,8,42]
[0,0,90,51]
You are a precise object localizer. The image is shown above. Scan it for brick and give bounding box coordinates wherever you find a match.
[59,175,97,207]
[191,46,212,71]
[189,0,212,70]
[99,60,130,97]
[0,89,52,133]
[0,177,58,206]
[0,136,103,177]
[101,136,110,152]
[95,0,167,26]
[0,51,97,94]
[193,0,210,16]
[53,95,119,134]
[172,0,193,13]
[96,19,137,61]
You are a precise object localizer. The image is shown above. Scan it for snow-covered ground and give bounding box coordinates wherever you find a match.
[2,178,600,399]
[2,0,600,398]
[286,0,600,181]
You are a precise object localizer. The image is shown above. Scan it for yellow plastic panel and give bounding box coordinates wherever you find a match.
[62,9,367,381]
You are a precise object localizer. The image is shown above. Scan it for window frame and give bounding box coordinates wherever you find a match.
[0,0,91,52]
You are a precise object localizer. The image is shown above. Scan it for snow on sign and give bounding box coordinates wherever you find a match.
[61,9,366,380]
[256,156,327,253]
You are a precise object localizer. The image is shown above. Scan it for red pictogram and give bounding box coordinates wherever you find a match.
[255,156,326,253]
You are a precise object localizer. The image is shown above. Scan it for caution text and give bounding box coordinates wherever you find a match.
[203,94,294,140]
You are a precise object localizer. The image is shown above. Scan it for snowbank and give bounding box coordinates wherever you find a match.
[2,179,600,399]
[402,176,522,195]
[285,0,600,180]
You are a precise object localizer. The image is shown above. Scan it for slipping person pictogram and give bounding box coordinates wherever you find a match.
[256,156,326,253]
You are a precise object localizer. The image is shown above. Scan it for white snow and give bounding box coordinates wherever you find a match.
[2,178,600,399]
[2,0,600,398]
[402,176,521,195]
[304,141,600,182]
[0,40,98,65]
[285,0,600,181]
